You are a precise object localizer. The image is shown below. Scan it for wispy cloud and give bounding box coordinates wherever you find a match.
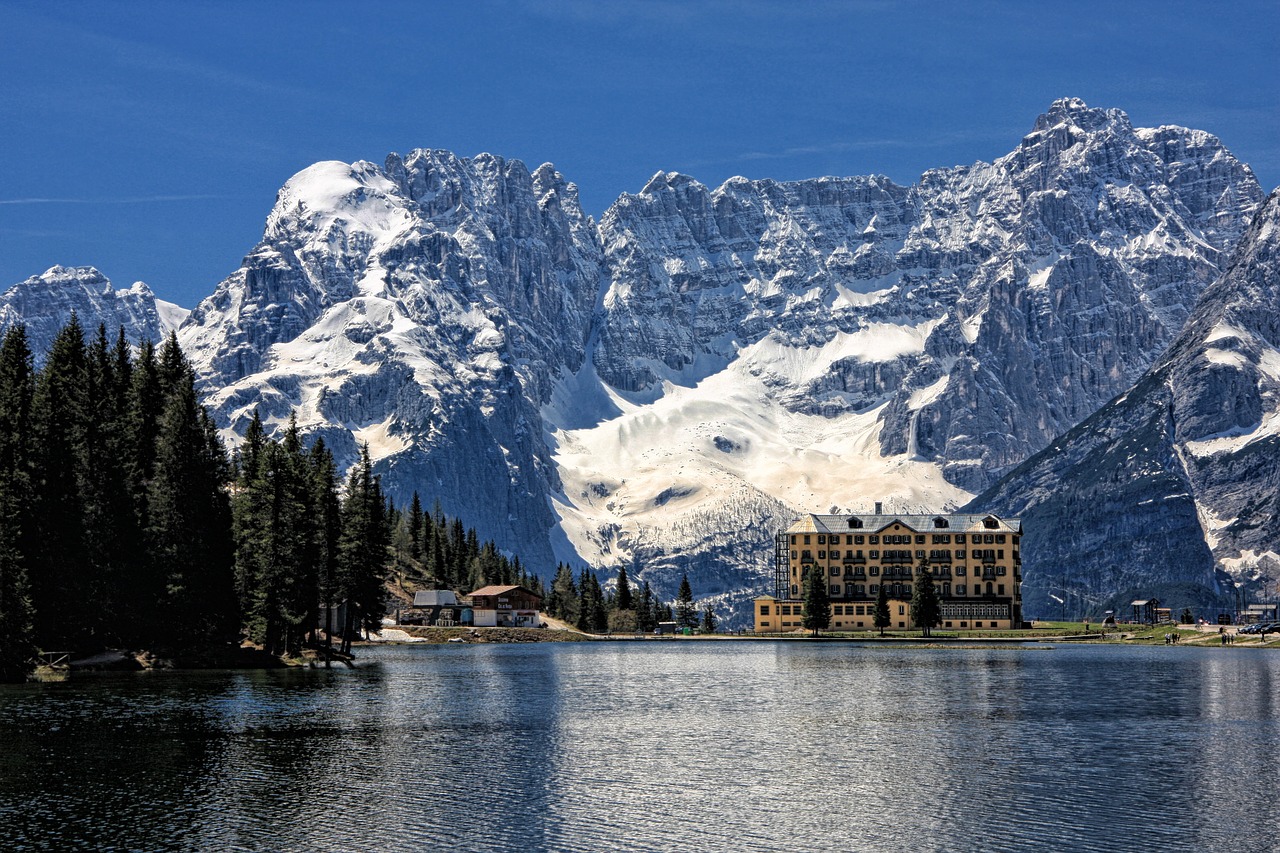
[0,195,231,206]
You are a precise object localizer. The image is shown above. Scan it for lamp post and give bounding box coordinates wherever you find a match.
[1049,592,1065,624]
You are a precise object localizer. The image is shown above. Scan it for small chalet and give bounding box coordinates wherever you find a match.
[467,584,542,628]
[400,590,464,627]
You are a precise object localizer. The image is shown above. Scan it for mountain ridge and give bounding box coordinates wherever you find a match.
[2,98,1268,623]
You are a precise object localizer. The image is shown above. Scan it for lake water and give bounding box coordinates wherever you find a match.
[2,641,1279,852]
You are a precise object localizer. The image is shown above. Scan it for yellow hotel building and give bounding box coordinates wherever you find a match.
[755,507,1023,632]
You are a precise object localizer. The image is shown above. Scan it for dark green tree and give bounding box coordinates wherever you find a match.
[0,326,36,681]
[549,563,578,623]
[576,569,606,633]
[335,445,389,654]
[701,603,718,634]
[636,580,655,632]
[308,438,341,654]
[803,565,831,635]
[874,580,891,637]
[615,564,633,612]
[407,492,424,564]
[911,556,941,638]
[147,371,237,651]
[676,573,696,628]
[29,315,93,651]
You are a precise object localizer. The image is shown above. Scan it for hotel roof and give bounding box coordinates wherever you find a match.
[785,512,1021,535]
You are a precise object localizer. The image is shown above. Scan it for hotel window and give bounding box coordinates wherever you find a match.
[869,535,879,544]
[956,585,966,595]
[804,535,811,544]
[830,585,840,595]
[830,550,841,559]
[956,550,966,559]
[898,605,905,615]
[830,567,839,576]
[869,550,879,559]
[915,535,925,544]
[997,566,1006,575]
[998,585,1005,595]
[845,535,854,545]
[955,534,966,544]
[870,584,879,594]
[791,550,797,559]
[761,621,770,628]
[760,606,770,615]
[791,584,798,596]
[854,535,864,544]
[956,566,966,576]
[869,566,879,575]
[995,534,1006,543]
[818,551,825,559]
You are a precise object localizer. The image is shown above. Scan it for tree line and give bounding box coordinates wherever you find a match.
[0,318,545,681]
[543,566,719,634]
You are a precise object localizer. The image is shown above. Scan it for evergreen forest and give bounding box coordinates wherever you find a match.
[0,319,546,681]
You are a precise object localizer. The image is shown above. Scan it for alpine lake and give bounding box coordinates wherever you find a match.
[2,641,1278,852]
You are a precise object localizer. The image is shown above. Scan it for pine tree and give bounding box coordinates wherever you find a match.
[407,492,424,563]
[147,372,237,651]
[676,573,696,628]
[550,563,578,622]
[701,603,718,634]
[874,579,891,637]
[308,438,341,653]
[803,565,831,635]
[615,565,633,611]
[335,445,388,654]
[29,315,92,651]
[911,556,941,638]
[0,326,36,680]
[636,580,655,632]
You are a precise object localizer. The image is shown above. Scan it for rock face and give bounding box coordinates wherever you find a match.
[5,100,1268,625]
[968,189,1280,617]
[594,98,1261,492]
[0,265,179,361]
[179,153,602,570]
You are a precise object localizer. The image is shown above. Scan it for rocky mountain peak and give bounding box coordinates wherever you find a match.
[0,266,170,364]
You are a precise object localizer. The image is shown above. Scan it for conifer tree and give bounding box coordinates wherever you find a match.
[148,372,237,650]
[308,438,341,651]
[29,315,93,650]
[0,326,36,680]
[911,556,941,638]
[407,492,424,564]
[615,565,633,612]
[636,580,655,632]
[701,603,718,634]
[676,573,697,629]
[335,445,388,654]
[803,565,831,635]
[549,563,578,622]
[874,580,891,637]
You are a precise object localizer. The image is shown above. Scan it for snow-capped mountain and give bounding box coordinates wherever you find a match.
[969,188,1280,617]
[5,99,1267,622]
[0,265,180,361]
[179,152,602,571]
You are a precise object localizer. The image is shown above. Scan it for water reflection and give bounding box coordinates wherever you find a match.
[1,644,1279,852]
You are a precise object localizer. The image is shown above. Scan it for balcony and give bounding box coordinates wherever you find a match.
[842,556,867,564]
[842,570,867,580]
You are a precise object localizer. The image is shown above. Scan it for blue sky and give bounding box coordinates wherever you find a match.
[2,0,1277,308]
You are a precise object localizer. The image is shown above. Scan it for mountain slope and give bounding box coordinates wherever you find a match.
[968,189,1280,617]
